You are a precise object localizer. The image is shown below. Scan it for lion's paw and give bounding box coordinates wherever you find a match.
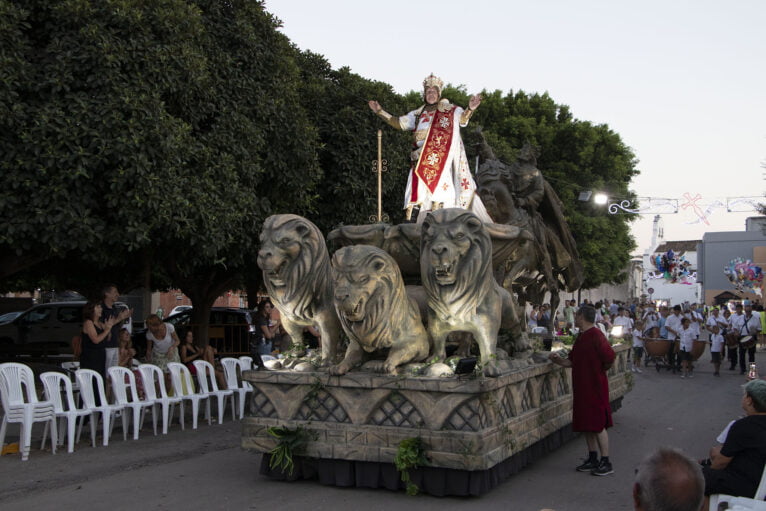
[382,361,399,375]
[328,363,350,376]
[483,363,501,378]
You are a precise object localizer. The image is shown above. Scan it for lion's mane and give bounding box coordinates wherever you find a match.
[261,214,332,320]
[332,246,412,351]
[421,210,494,321]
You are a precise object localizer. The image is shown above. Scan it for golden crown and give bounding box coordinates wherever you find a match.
[423,73,444,93]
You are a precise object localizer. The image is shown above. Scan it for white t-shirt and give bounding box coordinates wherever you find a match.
[685,311,702,337]
[632,328,644,348]
[642,310,659,330]
[679,327,696,352]
[146,322,176,356]
[665,313,683,340]
[710,333,725,353]
[614,316,634,330]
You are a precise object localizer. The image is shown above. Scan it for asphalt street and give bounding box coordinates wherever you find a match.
[0,350,760,511]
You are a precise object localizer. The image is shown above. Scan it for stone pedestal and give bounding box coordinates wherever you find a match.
[242,344,632,494]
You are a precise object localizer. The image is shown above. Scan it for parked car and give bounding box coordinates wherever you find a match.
[0,301,131,362]
[0,302,86,362]
[0,311,24,325]
[132,307,258,357]
[169,305,193,316]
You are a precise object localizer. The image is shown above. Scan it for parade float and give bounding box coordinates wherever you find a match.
[240,136,633,496]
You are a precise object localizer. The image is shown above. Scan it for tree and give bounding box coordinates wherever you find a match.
[292,51,413,232]
[0,0,321,344]
[455,87,638,288]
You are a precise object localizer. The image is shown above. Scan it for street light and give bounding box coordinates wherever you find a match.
[594,193,608,205]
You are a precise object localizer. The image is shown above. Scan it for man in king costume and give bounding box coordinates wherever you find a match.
[368,74,492,223]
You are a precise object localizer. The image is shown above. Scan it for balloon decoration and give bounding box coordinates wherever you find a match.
[652,250,695,284]
[723,258,763,296]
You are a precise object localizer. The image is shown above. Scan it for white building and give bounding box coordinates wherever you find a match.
[641,216,701,306]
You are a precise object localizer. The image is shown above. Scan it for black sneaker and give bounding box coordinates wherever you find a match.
[576,459,599,472]
[591,459,614,476]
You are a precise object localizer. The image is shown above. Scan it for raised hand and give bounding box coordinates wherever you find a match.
[468,94,482,110]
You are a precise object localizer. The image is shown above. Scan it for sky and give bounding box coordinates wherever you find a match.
[265,0,766,254]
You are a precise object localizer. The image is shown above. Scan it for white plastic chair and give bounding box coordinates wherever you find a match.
[192,360,235,424]
[108,367,157,440]
[75,369,126,446]
[40,371,91,452]
[710,463,766,510]
[137,364,183,434]
[0,363,57,460]
[238,356,254,397]
[221,358,251,419]
[167,362,210,429]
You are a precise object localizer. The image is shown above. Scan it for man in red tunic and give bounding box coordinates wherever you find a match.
[549,304,616,476]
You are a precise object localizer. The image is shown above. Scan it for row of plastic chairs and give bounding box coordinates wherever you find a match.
[0,356,255,460]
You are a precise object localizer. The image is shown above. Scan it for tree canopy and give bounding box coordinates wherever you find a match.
[0,0,639,312]
[0,0,320,298]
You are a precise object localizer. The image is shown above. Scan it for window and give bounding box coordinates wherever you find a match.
[57,306,83,323]
[23,307,52,325]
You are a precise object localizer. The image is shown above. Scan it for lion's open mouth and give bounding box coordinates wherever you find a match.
[266,260,287,287]
[433,263,456,284]
[342,298,365,322]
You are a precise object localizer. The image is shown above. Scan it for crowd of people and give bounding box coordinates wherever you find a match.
[530,298,764,377]
[548,302,766,508]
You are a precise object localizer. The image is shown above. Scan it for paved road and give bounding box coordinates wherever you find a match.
[0,351,760,511]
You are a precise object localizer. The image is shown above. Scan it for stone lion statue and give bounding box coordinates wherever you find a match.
[257,214,341,364]
[329,245,430,375]
[421,208,529,376]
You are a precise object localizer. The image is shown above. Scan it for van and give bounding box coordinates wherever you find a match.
[0,301,85,362]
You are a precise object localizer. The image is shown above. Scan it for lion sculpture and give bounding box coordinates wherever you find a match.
[257,214,341,364]
[329,245,430,375]
[421,208,529,376]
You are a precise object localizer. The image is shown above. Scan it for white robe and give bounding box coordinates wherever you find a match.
[396,99,492,223]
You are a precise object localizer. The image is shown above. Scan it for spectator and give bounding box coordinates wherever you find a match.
[563,300,576,332]
[613,307,634,340]
[701,379,766,507]
[144,314,181,390]
[254,300,280,355]
[538,304,552,333]
[117,327,136,368]
[179,330,226,389]
[99,284,133,372]
[549,305,616,476]
[80,301,116,405]
[528,304,540,330]
[633,448,704,511]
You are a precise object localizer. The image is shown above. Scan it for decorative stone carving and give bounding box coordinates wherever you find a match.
[241,344,633,474]
[329,245,430,376]
[257,214,342,363]
[475,138,584,313]
[421,209,531,376]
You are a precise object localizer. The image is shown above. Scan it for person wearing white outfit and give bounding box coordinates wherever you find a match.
[368,74,491,223]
